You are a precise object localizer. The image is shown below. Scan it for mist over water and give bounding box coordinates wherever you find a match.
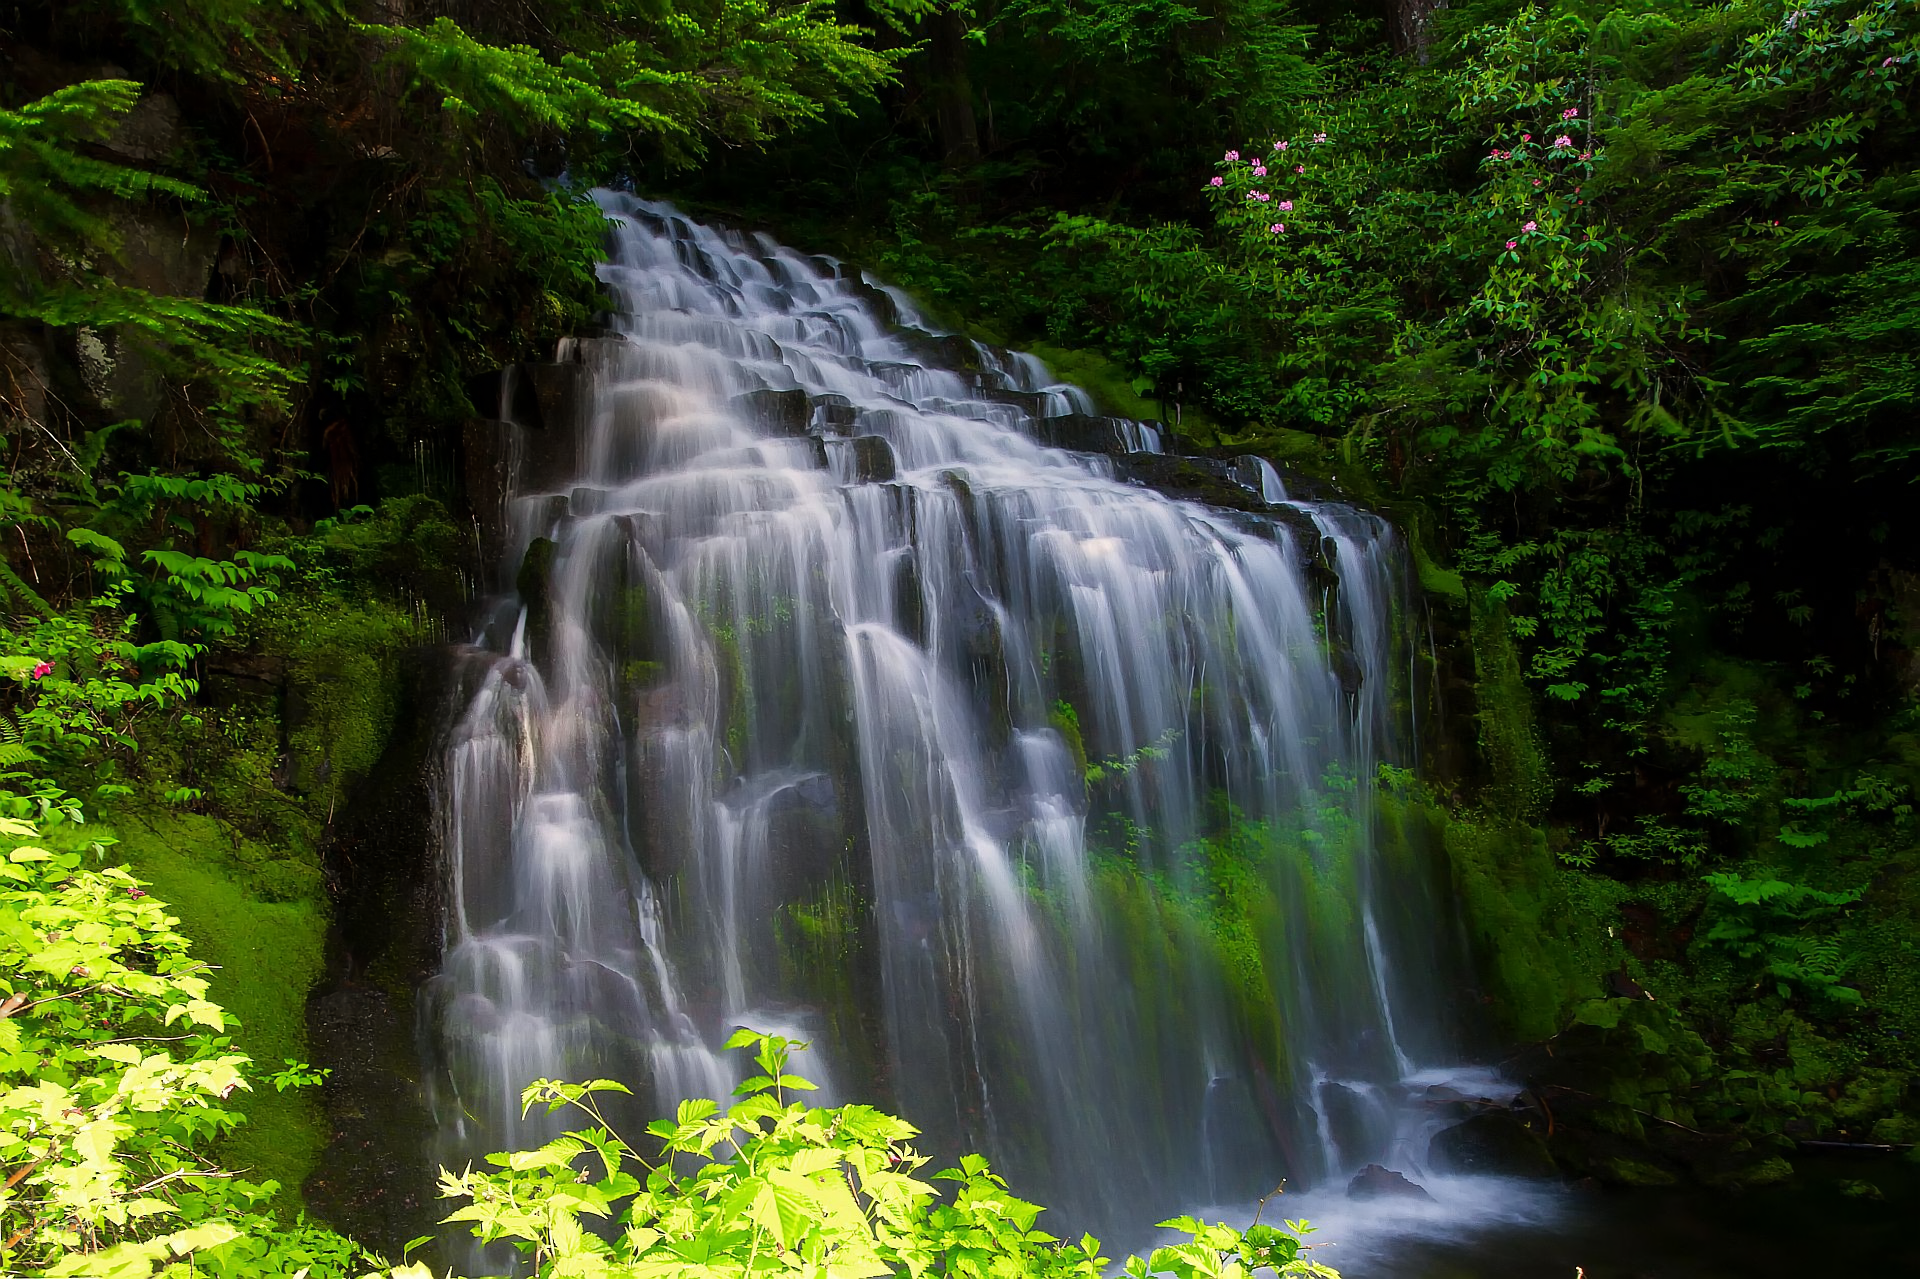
[424,190,1507,1251]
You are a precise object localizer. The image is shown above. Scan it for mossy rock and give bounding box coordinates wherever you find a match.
[1601,1156,1681,1186]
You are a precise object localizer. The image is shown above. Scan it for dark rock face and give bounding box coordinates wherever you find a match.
[812,393,858,432]
[1347,1163,1434,1200]
[734,387,812,436]
[850,435,897,482]
[516,537,559,667]
[1317,1080,1394,1171]
[1429,1111,1560,1178]
[521,361,591,433]
[302,648,451,1255]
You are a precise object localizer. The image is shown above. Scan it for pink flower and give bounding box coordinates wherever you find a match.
[1490,148,1502,158]
[1294,164,1304,173]
[1884,56,1896,68]
[1313,132,1328,144]
[1279,200,1293,211]
[1225,149,1240,161]
[30,661,51,680]
[1252,165,1268,176]
[1554,135,1573,148]
[1269,223,1286,234]
[1276,140,1289,151]
[1562,107,1579,119]
[1522,220,1538,233]
[1533,179,1542,186]
[1522,133,1532,142]
[127,887,147,898]
[1579,151,1592,160]
[1210,176,1224,186]
[1506,239,1518,250]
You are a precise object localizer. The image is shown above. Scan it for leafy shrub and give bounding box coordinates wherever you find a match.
[439,1029,1337,1279]
[0,816,384,1278]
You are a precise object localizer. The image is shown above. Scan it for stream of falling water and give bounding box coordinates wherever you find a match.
[424,192,1504,1253]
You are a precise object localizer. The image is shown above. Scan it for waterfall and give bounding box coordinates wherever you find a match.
[424,191,1472,1243]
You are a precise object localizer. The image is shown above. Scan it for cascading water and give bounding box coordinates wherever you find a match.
[425,190,1492,1248]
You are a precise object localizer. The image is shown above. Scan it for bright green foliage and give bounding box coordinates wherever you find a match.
[1702,870,1865,1005]
[1124,1214,1337,1279]
[438,1029,1336,1278]
[363,1,905,163]
[0,816,383,1278]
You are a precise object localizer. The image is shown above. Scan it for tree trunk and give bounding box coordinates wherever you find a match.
[928,10,980,167]
[1387,0,1446,65]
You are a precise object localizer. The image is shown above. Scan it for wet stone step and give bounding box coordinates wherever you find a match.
[810,393,858,432]
[731,387,812,436]
[850,435,897,483]
[1034,413,1161,456]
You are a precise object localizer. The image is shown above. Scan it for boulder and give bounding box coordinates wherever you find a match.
[1317,1081,1393,1171]
[1428,1111,1559,1178]
[1347,1164,1433,1201]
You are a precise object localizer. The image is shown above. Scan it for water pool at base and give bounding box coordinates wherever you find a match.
[1180,1155,1917,1278]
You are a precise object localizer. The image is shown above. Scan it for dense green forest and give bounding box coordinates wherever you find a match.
[2,0,1918,1273]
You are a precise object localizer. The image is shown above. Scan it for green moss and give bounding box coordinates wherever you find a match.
[1603,1156,1681,1186]
[101,807,328,1209]
[1024,341,1216,438]
[1469,587,1552,821]
[269,597,415,804]
[1444,811,1603,1039]
[1047,699,1088,783]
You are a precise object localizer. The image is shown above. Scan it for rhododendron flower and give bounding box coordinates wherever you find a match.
[1562,107,1579,119]
[1523,220,1538,233]
[1554,135,1573,148]
[1522,133,1532,142]
[127,887,147,898]
[1533,179,1542,186]
[1294,164,1304,173]
[1279,200,1293,211]
[1313,133,1328,144]
[1252,165,1268,176]
[1225,150,1240,161]
[1579,151,1592,160]
[1506,239,1518,250]
[1276,140,1289,151]
[1211,176,1224,186]
[1270,223,1285,234]
[30,661,51,680]
[1884,56,1896,67]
